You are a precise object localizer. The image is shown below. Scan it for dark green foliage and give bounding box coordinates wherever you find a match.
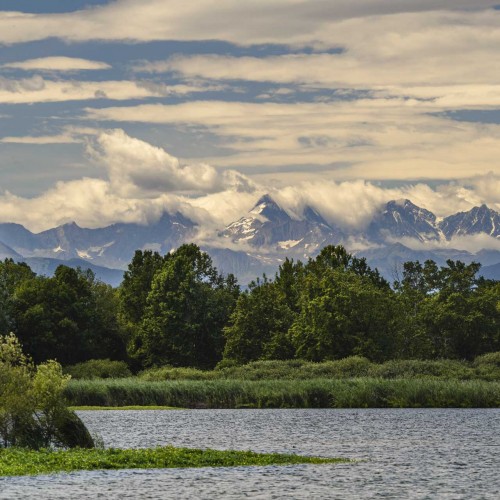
[9,265,126,365]
[0,446,346,477]
[129,244,239,369]
[223,245,397,365]
[1,245,499,373]
[223,277,295,364]
[119,250,166,327]
[64,359,132,380]
[395,260,500,360]
[290,267,397,362]
[53,410,95,449]
[0,260,35,335]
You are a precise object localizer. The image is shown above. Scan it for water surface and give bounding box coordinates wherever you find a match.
[1,409,498,499]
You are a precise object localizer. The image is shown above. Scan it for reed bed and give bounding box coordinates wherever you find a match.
[65,378,500,409]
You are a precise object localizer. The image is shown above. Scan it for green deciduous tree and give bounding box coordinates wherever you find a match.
[223,277,295,364]
[12,266,126,365]
[119,250,167,327]
[130,244,239,368]
[395,259,500,360]
[289,267,397,362]
[0,260,35,335]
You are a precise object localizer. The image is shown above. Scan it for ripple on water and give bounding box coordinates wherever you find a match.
[1,408,499,499]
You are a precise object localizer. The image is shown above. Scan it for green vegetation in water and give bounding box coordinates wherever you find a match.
[70,405,183,411]
[65,377,500,409]
[0,446,347,477]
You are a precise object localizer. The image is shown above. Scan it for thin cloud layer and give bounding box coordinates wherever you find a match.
[2,57,111,72]
[85,100,500,181]
[0,77,221,104]
[0,1,496,45]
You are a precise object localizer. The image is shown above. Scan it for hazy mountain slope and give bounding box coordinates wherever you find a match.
[0,198,498,285]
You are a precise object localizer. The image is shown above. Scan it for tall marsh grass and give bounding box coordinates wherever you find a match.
[65,378,500,409]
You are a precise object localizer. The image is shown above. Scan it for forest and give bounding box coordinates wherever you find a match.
[0,244,499,372]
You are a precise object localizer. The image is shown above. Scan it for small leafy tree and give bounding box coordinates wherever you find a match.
[0,333,94,449]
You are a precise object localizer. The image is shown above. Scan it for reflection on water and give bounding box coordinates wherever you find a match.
[1,409,499,499]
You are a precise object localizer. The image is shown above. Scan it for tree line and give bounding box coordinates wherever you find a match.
[0,244,498,370]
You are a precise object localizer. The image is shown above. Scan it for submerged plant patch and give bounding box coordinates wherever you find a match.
[0,446,348,477]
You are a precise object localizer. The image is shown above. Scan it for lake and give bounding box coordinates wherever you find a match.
[1,409,499,499]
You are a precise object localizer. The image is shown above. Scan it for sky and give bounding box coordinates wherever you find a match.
[0,0,499,236]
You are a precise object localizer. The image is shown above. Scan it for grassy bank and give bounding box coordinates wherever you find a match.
[0,446,346,477]
[65,378,500,409]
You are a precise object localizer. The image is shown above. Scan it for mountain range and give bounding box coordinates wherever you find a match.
[0,196,499,285]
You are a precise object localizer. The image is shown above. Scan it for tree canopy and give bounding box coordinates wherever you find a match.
[0,245,498,370]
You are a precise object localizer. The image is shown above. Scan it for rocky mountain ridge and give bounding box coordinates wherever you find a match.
[0,196,498,284]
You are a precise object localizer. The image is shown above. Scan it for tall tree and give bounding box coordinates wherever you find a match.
[395,259,500,359]
[119,250,166,326]
[12,266,126,365]
[130,244,239,368]
[223,277,295,364]
[289,267,396,362]
[0,259,35,334]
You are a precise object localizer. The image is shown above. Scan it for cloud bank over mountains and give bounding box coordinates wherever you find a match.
[0,129,498,257]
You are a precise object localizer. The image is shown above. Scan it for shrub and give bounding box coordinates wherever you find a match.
[139,366,215,381]
[474,352,500,367]
[370,359,475,379]
[0,333,94,449]
[64,359,132,380]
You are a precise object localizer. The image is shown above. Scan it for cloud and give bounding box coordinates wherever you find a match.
[0,1,496,45]
[0,135,80,144]
[267,180,473,231]
[395,234,500,254]
[2,4,500,195]
[0,129,496,258]
[0,77,224,104]
[138,9,500,110]
[88,129,255,197]
[252,175,500,233]
[2,56,111,72]
[0,130,257,232]
[84,100,500,182]
[0,178,210,233]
